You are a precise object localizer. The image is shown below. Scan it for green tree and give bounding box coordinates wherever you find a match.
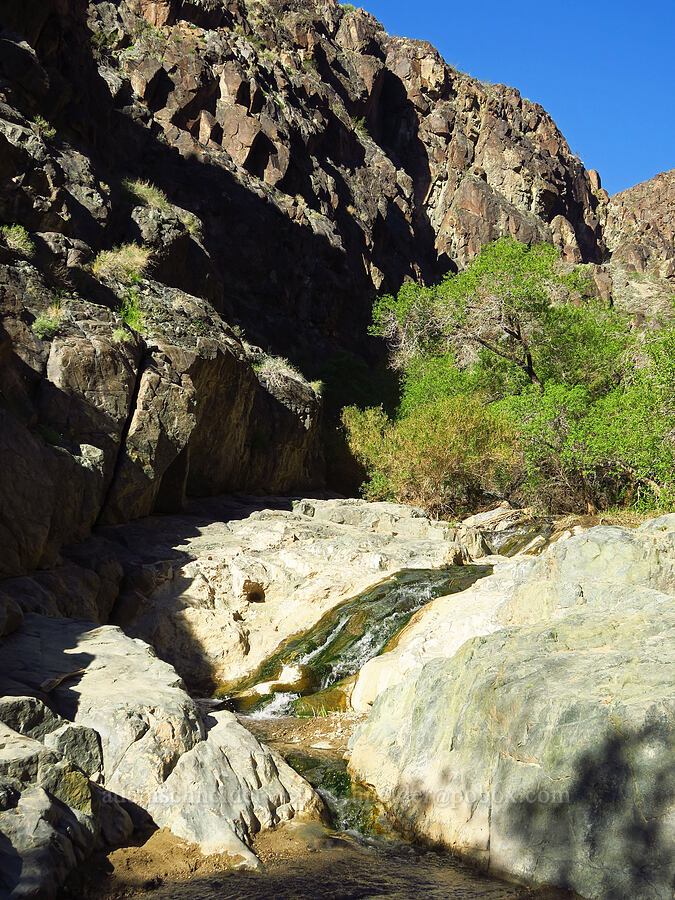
[346,237,675,515]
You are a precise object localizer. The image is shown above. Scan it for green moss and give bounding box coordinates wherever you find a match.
[217,567,484,710]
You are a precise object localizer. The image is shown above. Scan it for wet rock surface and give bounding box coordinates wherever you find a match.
[0,496,492,695]
[0,502,672,898]
[90,497,493,691]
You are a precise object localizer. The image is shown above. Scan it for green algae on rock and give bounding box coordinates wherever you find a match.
[226,565,490,714]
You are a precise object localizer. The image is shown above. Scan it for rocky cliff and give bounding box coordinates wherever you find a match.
[599,169,675,323]
[1,0,673,576]
[0,4,673,896]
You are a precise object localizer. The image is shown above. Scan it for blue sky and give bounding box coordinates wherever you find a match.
[360,0,674,195]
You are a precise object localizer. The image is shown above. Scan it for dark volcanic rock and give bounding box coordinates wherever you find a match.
[0,253,322,576]
[0,0,669,576]
[4,0,607,357]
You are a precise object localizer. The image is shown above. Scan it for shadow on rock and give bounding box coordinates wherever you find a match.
[502,716,675,899]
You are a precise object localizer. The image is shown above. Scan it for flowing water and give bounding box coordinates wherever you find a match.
[227,565,491,716]
[133,736,571,900]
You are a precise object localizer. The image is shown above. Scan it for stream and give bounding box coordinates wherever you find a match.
[202,563,569,900]
[227,565,491,716]
[79,556,573,899]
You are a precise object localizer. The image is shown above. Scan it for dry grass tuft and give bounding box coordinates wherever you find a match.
[92,243,151,283]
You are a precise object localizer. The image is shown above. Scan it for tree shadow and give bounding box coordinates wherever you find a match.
[501,716,675,898]
[375,716,673,899]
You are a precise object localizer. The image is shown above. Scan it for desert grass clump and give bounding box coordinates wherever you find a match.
[92,243,151,283]
[1,224,35,256]
[121,178,170,211]
[254,354,306,389]
[32,302,63,340]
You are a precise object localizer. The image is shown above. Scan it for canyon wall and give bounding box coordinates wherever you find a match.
[1,0,673,575]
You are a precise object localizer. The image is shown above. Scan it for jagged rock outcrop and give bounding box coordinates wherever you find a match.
[85,0,604,322]
[2,0,606,358]
[0,613,324,896]
[605,170,675,280]
[348,516,675,899]
[598,169,675,324]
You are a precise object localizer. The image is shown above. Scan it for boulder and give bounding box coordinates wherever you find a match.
[348,520,675,899]
[0,716,122,900]
[350,555,530,713]
[147,711,324,866]
[0,614,204,813]
[352,519,675,713]
[0,612,325,893]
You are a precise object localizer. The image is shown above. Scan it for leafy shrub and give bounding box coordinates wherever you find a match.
[33,115,56,140]
[353,116,369,139]
[32,302,62,340]
[118,288,145,332]
[343,396,520,517]
[92,243,151,283]
[352,237,675,515]
[1,224,35,256]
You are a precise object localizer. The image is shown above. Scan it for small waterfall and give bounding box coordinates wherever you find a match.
[228,565,491,716]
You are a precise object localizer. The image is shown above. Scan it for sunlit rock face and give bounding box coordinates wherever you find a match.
[349,516,675,900]
[599,169,675,324]
[0,613,325,895]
